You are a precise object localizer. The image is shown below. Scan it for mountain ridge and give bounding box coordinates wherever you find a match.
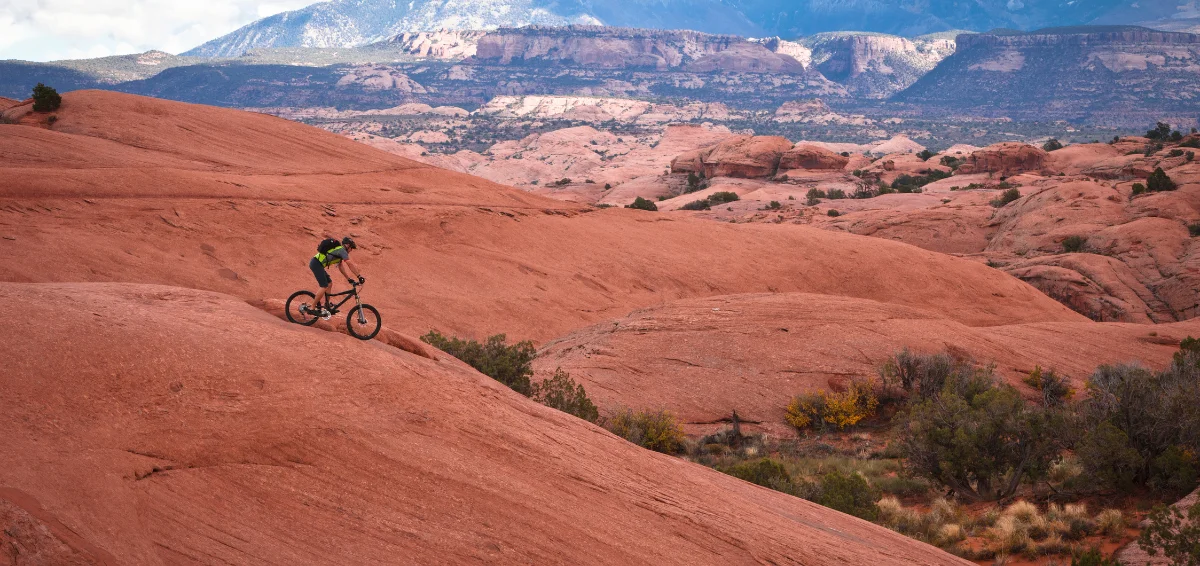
[185,0,1193,57]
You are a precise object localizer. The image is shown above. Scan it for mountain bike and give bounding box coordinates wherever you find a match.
[285,281,381,340]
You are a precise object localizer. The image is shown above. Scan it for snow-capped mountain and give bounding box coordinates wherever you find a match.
[185,0,1190,57]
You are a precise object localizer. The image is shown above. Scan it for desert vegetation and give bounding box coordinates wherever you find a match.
[673,342,1200,562]
[31,83,62,112]
[421,330,599,422]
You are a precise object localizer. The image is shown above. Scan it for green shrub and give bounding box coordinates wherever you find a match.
[47,115,58,125]
[686,172,702,192]
[531,368,599,422]
[1132,183,1147,195]
[826,188,846,199]
[604,408,686,454]
[1182,138,1200,149]
[1043,139,1064,151]
[708,191,739,204]
[1189,223,1200,237]
[1076,349,1200,494]
[1139,502,1200,565]
[1170,149,1186,158]
[721,458,797,493]
[991,188,1022,208]
[625,196,658,211]
[604,183,612,189]
[1070,547,1121,566]
[898,357,1067,501]
[767,200,782,210]
[806,188,826,205]
[827,209,840,217]
[1148,167,1178,192]
[680,199,711,211]
[816,470,881,521]
[880,348,976,401]
[917,149,934,161]
[420,331,536,395]
[1061,235,1087,253]
[1147,122,1173,140]
[31,83,61,112]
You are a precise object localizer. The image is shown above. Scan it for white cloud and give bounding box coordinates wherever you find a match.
[0,0,317,61]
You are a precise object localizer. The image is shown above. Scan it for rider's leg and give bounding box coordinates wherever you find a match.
[310,258,333,308]
[314,282,333,308]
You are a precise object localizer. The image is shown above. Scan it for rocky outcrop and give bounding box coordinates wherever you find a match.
[896,26,1200,126]
[780,144,850,170]
[752,37,813,67]
[336,66,427,92]
[774,99,869,125]
[804,32,957,97]
[698,136,793,178]
[389,30,486,59]
[956,142,1047,175]
[474,95,738,124]
[670,135,795,178]
[475,25,807,73]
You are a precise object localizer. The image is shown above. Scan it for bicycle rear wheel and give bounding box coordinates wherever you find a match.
[346,304,381,340]
[285,290,320,326]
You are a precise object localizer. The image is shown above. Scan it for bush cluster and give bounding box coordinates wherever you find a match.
[891,344,1200,502]
[421,331,536,395]
[1075,343,1200,495]
[626,196,658,211]
[991,187,1022,208]
[421,331,601,422]
[531,368,599,422]
[31,83,61,113]
[603,408,686,454]
[1061,235,1087,253]
[1138,501,1200,565]
[1043,139,1064,152]
[680,191,739,210]
[785,380,879,431]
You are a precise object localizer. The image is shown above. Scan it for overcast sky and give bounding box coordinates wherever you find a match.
[0,0,316,61]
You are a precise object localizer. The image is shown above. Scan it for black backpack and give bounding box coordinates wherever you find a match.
[317,238,341,255]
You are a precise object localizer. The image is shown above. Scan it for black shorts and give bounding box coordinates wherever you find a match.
[309,257,332,288]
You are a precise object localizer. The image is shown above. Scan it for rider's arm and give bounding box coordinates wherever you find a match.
[337,262,352,280]
[343,258,362,279]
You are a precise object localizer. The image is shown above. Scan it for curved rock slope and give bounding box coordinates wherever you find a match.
[0,282,972,564]
[0,91,1082,343]
[537,292,1200,433]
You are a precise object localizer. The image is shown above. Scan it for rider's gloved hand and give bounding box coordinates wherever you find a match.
[358,276,365,284]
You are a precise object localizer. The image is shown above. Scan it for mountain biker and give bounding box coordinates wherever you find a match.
[306,236,364,320]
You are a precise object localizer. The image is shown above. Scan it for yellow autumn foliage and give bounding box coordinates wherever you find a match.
[785,381,879,431]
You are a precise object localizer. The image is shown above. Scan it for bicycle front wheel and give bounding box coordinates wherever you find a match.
[285,290,320,326]
[346,304,381,340]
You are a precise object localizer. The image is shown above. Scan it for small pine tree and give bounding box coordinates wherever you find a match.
[625,196,658,211]
[1043,138,1064,152]
[1147,167,1177,192]
[31,83,62,113]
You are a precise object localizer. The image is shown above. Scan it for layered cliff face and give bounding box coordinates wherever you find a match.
[390,30,487,59]
[805,32,960,98]
[895,26,1200,125]
[474,25,807,73]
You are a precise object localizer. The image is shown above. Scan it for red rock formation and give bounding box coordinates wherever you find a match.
[700,136,793,178]
[956,142,1048,175]
[780,144,850,170]
[0,283,974,565]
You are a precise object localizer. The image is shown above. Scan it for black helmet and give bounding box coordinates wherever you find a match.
[341,236,357,250]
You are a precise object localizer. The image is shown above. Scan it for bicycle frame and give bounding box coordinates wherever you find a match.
[324,284,363,313]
